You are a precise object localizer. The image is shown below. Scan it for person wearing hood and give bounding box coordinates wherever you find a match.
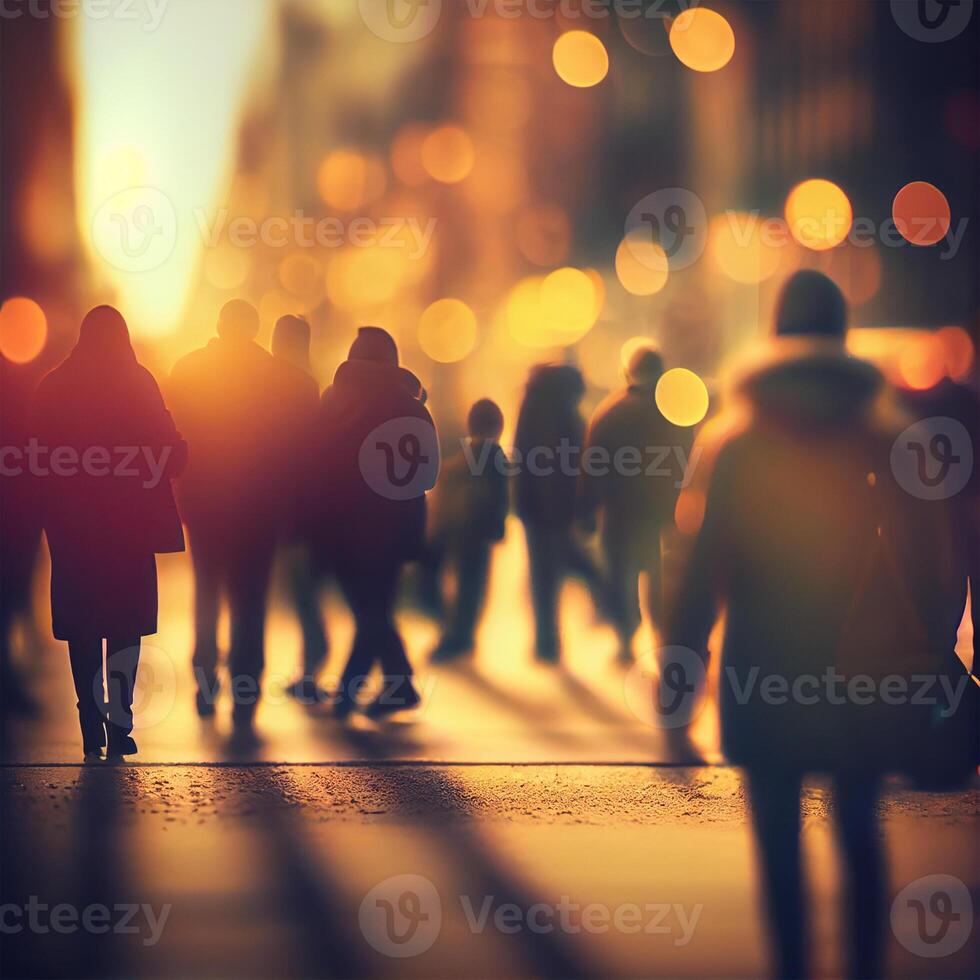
[168,300,306,740]
[579,345,691,660]
[307,327,438,718]
[514,363,604,662]
[31,306,186,760]
[271,315,330,705]
[666,271,959,979]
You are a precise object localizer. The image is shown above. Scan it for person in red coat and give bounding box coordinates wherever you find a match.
[31,306,186,760]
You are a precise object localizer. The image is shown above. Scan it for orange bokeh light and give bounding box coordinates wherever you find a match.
[936,325,975,380]
[421,125,475,185]
[552,31,609,88]
[709,212,783,284]
[317,150,386,211]
[892,181,951,247]
[0,297,47,364]
[785,179,853,251]
[898,334,946,390]
[669,8,735,73]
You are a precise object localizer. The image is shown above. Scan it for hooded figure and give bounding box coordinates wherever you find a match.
[514,363,603,661]
[31,306,186,759]
[168,300,306,737]
[579,345,692,659]
[307,327,438,718]
[666,271,960,980]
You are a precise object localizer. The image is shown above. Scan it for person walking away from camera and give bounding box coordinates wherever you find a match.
[428,399,509,662]
[168,300,303,741]
[514,364,603,662]
[666,271,959,979]
[271,314,330,705]
[31,306,186,760]
[580,345,691,661]
[307,327,439,718]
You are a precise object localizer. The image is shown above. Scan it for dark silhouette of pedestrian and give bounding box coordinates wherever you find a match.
[514,363,603,662]
[428,399,509,662]
[0,354,42,715]
[31,306,186,760]
[667,271,959,979]
[306,327,438,718]
[168,300,305,739]
[580,345,691,660]
[271,314,330,705]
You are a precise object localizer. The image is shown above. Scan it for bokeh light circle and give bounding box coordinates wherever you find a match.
[936,326,975,380]
[892,181,951,246]
[785,179,853,251]
[898,334,946,391]
[669,8,735,73]
[655,367,709,426]
[709,212,783,284]
[0,297,47,364]
[417,298,478,363]
[317,150,386,211]
[552,31,609,88]
[615,235,669,296]
[421,126,475,184]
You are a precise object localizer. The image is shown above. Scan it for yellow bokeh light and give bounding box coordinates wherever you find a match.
[615,234,669,296]
[898,335,945,391]
[785,179,853,251]
[326,247,404,312]
[421,125,475,184]
[936,325,974,380]
[278,253,324,305]
[0,297,47,364]
[418,298,478,363]
[709,212,783,284]
[669,8,735,73]
[552,31,609,88]
[316,150,386,211]
[504,269,599,348]
[655,367,709,426]
[203,247,251,291]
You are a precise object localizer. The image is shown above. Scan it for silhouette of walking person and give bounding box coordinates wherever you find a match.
[271,315,330,705]
[667,271,960,979]
[306,327,438,718]
[514,364,603,662]
[31,306,186,760]
[169,300,304,742]
[0,353,42,715]
[580,345,691,660]
[428,398,509,662]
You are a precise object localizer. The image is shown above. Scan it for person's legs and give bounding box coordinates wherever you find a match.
[640,526,665,640]
[283,544,328,681]
[188,527,222,711]
[602,525,641,658]
[525,523,560,660]
[105,635,141,752]
[746,769,807,979]
[227,538,275,730]
[67,637,106,754]
[438,541,491,654]
[833,773,884,980]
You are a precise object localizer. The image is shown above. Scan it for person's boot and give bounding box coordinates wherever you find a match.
[364,677,422,719]
[105,721,137,758]
[78,710,107,761]
[285,675,331,705]
[194,669,220,718]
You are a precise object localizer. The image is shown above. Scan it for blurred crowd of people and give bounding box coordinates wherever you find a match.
[0,268,976,978]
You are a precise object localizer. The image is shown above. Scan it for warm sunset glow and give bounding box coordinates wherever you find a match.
[669,8,736,73]
[892,181,951,246]
[418,298,478,363]
[421,125,475,184]
[0,297,48,364]
[898,334,946,390]
[504,269,600,349]
[621,336,655,373]
[326,246,404,312]
[552,31,609,88]
[615,235,669,296]
[390,123,430,187]
[709,213,783,284]
[317,150,386,211]
[655,367,709,426]
[675,487,707,536]
[516,204,572,267]
[203,246,252,291]
[785,179,853,251]
[278,254,324,306]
